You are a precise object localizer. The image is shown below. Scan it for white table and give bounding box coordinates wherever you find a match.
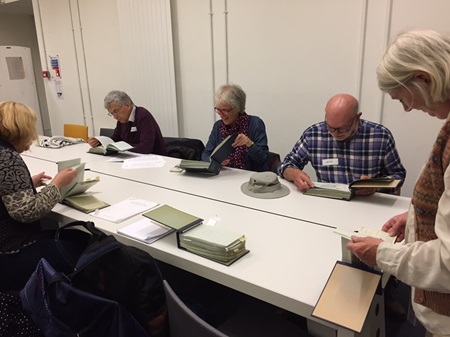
[83,155,410,231]
[23,143,410,231]
[24,155,384,337]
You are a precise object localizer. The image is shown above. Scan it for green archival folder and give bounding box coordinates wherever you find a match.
[142,204,203,231]
[62,194,109,213]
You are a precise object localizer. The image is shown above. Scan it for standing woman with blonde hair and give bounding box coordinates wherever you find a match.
[347,30,450,337]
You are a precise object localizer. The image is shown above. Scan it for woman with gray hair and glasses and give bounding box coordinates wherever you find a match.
[347,30,450,337]
[202,84,269,172]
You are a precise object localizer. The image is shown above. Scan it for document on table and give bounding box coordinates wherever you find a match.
[117,218,174,244]
[107,152,143,162]
[121,155,166,169]
[90,197,158,223]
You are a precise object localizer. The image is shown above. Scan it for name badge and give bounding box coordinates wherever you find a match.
[131,127,137,132]
[322,158,339,166]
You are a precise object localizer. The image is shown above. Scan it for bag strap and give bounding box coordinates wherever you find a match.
[55,221,106,269]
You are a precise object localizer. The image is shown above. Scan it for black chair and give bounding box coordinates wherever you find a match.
[163,280,228,337]
[163,137,205,160]
[99,128,114,138]
[267,152,281,174]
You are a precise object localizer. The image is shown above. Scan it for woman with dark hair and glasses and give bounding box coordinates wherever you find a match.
[348,30,450,337]
[279,93,406,195]
[202,84,269,172]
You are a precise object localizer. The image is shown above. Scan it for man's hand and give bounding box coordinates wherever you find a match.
[88,137,100,147]
[283,168,314,190]
[354,175,376,196]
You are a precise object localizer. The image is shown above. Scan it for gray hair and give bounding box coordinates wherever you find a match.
[377,30,450,105]
[104,90,134,109]
[215,84,246,114]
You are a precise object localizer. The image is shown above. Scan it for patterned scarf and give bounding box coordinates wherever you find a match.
[411,118,450,316]
[219,112,249,169]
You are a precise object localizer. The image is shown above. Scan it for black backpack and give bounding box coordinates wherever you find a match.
[23,221,167,336]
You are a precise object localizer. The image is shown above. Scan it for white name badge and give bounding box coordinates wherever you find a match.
[131,126,137,132]
[322,158,339,166]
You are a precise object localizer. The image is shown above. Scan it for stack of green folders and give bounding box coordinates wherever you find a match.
[178,224,249,266]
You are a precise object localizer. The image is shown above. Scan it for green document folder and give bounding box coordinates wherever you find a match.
[142,204,203,231]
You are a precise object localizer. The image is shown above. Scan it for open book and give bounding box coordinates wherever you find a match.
[87,136,134,155]
[334,226,397,288]
[304,176,401,201]
[349,176,401,190]
[178,133,238,175]
[57,158,109,213]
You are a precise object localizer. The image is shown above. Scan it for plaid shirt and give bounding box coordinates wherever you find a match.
[279,119,406,185]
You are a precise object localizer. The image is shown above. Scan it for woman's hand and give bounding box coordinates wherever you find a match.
[32,171,52,188]
[232,134,253,148]
[50,168,77,189]
[346,236,383,268]
[381,211,408,242]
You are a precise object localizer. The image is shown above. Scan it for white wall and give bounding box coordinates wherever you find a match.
[5,0,449,198]
[32,0,177,138]
[0,11,50,134]
[172,0,450,198]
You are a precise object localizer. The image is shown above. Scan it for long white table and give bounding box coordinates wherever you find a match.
[24,154,390,337]
[23,143,411,232]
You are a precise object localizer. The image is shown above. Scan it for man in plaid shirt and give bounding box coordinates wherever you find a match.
[279,93,406,195]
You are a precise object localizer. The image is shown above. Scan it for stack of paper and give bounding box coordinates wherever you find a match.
[303,182,353,201]
[117,218,174,244]
[90,198,158,223]
[179,224,249,265]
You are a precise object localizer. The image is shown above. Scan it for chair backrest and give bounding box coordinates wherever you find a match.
[267,151,281,174]
[164,137,205,160]
[99,128,115,138]
[64,124,88,142]
[163,280,228,337]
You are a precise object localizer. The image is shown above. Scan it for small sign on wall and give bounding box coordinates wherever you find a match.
[55,79,64,99]
[49,55,61,78]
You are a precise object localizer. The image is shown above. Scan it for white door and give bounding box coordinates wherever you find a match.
[0,46,43,134]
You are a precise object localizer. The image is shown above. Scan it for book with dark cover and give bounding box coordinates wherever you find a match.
[349,176,401,190]
[178,133,238,175]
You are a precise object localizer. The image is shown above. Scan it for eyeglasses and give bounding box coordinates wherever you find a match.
[214,107,233,115]
[326,115,357,134]
[107,105,123,117]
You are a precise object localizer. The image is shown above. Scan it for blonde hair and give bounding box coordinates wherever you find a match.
[377,30,450,105]
[0,101,38,150]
